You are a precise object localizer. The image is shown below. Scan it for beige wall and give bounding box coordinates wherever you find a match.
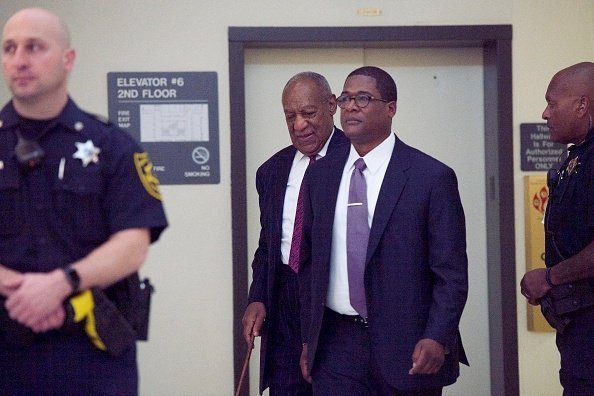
[1,1,592,395]
[512,1,594,395]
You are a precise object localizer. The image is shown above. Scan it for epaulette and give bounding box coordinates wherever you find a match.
[85,111,113,126]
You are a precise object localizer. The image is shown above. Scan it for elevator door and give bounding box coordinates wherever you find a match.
[245,46,489,395]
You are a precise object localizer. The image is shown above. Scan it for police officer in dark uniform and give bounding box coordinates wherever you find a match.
[521,61,594,395]
[0,8,167,394]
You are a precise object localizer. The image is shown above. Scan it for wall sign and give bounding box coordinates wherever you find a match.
[523,175,553,332]
[520,123,565,172]
[108,72,219,184]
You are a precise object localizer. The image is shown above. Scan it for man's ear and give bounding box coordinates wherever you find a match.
[64,48,76,72]
[328,94,338,116]
[577,95,590,116]
[388,101,397,117]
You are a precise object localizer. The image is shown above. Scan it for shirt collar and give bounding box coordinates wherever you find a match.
[0,97,85,135]
[579,127,594,146]
[347,132,395,175]
[295,126,336,162]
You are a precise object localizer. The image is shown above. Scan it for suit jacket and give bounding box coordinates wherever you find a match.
[300,135,468,390]
[247,127,348,393]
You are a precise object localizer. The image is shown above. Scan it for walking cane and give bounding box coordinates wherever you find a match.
[235,336,254,396]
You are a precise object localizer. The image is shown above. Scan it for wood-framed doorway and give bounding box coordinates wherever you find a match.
[228,25,516,396]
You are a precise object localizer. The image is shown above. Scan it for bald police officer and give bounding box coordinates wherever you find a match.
[0,7,167,394]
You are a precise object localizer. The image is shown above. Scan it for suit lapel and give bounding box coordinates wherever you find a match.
[271,148,294,203]
[269,147,295,264]
[366,137,410,262]
[319,151,347,219]
[315,145,349,264]
[272,131,344,258]
[327,127,348,151]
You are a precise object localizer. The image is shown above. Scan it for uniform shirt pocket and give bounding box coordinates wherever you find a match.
[53,171,107,242]
[0,164,21,235]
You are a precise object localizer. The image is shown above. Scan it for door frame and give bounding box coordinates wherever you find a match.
[228,25,516,396]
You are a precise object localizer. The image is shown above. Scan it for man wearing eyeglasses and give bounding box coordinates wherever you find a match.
[299,66,469,395]
[520,62,594,395]
[242,72,348,395]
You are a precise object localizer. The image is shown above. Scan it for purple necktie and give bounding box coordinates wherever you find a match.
[347,158,369,318]
[288,155,316,273]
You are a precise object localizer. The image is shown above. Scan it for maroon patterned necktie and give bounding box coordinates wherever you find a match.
[288,155,316,273]
[347,158,369,318]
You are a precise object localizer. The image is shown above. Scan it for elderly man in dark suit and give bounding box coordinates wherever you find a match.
[242,71,348,395]
[299,66,468,395]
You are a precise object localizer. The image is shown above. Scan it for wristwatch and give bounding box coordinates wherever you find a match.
[62,267,81,294]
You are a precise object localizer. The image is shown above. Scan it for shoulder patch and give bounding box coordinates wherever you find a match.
[134,152,162,200]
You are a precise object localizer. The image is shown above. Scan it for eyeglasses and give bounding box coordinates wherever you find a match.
[336,94,389,109]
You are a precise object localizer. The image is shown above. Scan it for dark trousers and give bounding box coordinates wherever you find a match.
[312,308,442,396]
[556,307,594,396]
[0,331,137,395]
[268,264,312,396]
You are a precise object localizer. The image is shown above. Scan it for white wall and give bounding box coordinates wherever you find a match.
[1,1,593,395]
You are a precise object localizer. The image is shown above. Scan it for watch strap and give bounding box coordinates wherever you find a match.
[62,267,81,294]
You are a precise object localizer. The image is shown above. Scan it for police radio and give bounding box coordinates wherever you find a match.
[15,131,45,169]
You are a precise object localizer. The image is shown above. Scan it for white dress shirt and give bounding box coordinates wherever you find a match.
[326,133,395,315]
[280,129,335,265]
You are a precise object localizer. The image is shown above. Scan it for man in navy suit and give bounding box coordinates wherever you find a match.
[242,72,348,395]
[299,66,468,395]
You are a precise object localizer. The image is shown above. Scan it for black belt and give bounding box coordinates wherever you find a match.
[325,307,368,328]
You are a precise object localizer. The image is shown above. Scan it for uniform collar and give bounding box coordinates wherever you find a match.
[0,97,86,134]
[567,127,594,155]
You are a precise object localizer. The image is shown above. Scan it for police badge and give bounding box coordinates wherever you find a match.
[73,140,101,167]
[566,156,579,177]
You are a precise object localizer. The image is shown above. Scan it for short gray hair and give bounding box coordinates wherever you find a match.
[283,71,333,101]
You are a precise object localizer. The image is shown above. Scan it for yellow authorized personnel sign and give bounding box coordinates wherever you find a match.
[524,175,554,332]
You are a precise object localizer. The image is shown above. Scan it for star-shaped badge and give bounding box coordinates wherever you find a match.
[566,156,579,176]
[73,140,101,167]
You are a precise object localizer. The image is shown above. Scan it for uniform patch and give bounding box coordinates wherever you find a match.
[134,152,162,201]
